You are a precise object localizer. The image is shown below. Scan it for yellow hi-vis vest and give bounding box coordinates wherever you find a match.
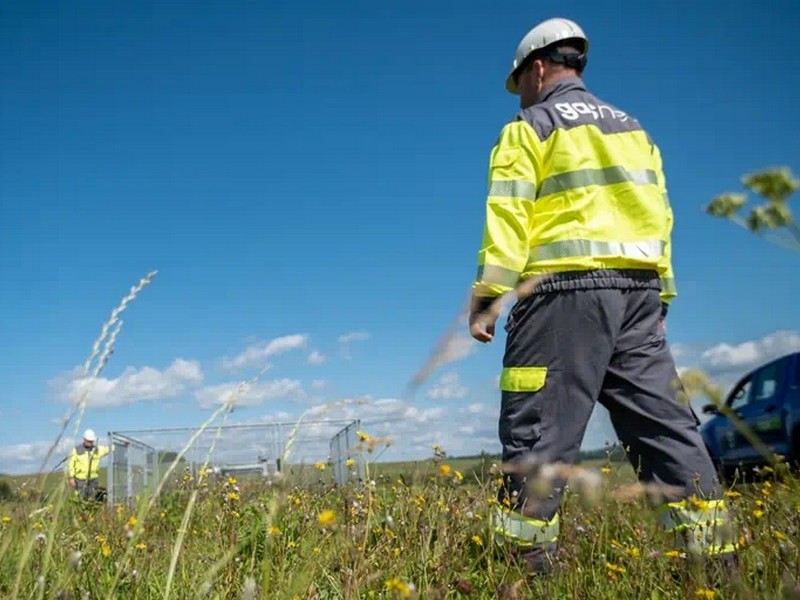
[473,76,676,305]
[68,443,109,481]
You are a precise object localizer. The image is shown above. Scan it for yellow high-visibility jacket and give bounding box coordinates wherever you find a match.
[68,443,110,481]
[473,76,676,309]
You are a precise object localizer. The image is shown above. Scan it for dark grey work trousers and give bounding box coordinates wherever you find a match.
[75,478,98,501]
[498,279,721,524]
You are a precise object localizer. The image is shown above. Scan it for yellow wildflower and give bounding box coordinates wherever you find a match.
[357,431,371,442]
[605,562,626,574]
[126,516,137,529]
[439,464,452,476]
[228,492,239,501]
[346,458,355,468]
[268,526,280,536]
[601,467,611,475]
[1,516,10,524]
[695,589,715,599]
[454,470,463,482]
[135,542,146,550]
[227,476,237,486]
[723,490,740,498]
[315,462,326,471]
[773,531,787,541]
[318,509,336,527]
[101,543,111,557]
[625,547,641,558]
[753,509,764,519]
[688,496,709,511]
[384,577,412,597]
[665,550,681,558]
[471,535,483,546]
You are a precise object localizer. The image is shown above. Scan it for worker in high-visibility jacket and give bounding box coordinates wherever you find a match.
[67,428,109,500]
[468,17,737,575]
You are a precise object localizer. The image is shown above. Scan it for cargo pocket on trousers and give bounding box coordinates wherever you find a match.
[498,367,549,453]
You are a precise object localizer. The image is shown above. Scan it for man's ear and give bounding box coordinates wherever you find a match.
[533,59,546,83]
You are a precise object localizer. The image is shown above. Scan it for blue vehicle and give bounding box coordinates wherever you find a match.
[699,351,800,480]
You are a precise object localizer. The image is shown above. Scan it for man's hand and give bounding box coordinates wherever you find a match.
[68,478,76,488]
[469,312,496,343]
[469,293,498,343]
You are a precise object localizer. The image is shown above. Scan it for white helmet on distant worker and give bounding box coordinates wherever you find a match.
[83,429,97,443]
[505,17,589,94]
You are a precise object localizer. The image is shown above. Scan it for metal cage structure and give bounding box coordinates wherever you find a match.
[106,419,365,506]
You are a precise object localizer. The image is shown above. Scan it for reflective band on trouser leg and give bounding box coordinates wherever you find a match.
[529,239,666,263]
[537,166,658,199]
[658,498,737,555]
[492,507,559,548]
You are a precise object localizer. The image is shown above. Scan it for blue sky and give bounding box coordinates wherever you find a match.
[1,0,799,474]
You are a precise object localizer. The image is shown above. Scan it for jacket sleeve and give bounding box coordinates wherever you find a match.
[97,445,110,460]
[67,448,77,478]
[472,121,541,304]
[652,143,677,310]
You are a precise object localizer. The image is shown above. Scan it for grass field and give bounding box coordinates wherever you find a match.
[1,446,799,599]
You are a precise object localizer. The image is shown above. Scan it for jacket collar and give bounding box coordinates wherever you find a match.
[535,75,586,104]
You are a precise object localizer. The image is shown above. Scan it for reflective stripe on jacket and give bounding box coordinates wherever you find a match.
[473,76,676,305]
[68,444,109,481]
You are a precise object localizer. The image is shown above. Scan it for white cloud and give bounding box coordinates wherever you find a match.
[403,406,445,422]
[311,380,327,390]
[463,402,488,415]
[307,350,327,365]
[54,358,204,408]
[222,334,308,372]
[426,371,468,400]
[0,437,76,475]
[195,378,306,409]
[669,343,689,361]
[338,331,370,344]
[338,331,371,359]
[701,330,800,375]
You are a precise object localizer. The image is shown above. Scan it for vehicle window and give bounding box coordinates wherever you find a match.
[729,377,752,410]
[753,362,780,402]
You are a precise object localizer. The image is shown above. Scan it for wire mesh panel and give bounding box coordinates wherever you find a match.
[107,432,158,506]
[107,419,363,506]
[330,420,366,485]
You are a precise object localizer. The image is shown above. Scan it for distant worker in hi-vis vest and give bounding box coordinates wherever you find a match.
[467,17,738,576]
[67,428,109,500]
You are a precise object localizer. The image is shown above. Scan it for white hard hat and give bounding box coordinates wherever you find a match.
[83,429,97,442]
[505,17,589,94]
